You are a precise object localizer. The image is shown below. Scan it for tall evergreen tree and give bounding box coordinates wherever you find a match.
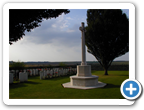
[85,9,129,75]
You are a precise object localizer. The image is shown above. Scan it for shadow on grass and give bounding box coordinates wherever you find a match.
[9,81,41,89]
[24,81,41,84]
[107,74,129,77]
[117,75,129,76]
[99,74,129,76]
[42,75,71,81]
[60,83,120,90]
[102,83,120,89]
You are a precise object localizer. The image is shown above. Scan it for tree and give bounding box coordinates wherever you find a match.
[85,9,129,75]
[9,9,70,45]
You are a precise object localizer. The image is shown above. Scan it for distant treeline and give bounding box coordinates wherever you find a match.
[9,61,128,65]
[91,61,129,71]
[9,61,129,71]
[91,64,129,71]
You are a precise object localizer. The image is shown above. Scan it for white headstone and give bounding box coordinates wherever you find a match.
[50,70,53,78]
[9,73,13,84]
[24,69,26,73]
[30,69,33,76]
[35,69,38,75]
[33,69,35,76]
[58,69,61,76]
[40,70,44,80]
[19,72,28,82]
[66,69,68,75]
[46,70,49,78]
[60,69,63,76]
[63,69,66,75]
[43,70,46,79]
[54,69,58,77]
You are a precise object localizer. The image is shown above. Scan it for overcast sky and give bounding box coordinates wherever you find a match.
[9,9,129,62]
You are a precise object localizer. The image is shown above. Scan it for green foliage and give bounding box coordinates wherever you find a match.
[48,64,52,67]
[59,62,66,67]
[10,61,25,70]
[9,9,70,44]
[85,9,129,75]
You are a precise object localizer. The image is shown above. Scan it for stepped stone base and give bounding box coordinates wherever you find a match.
[62,65,106,89]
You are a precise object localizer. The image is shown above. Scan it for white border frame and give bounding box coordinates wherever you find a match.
[3,3,135,105]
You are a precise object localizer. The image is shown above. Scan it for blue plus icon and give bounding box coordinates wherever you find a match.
[123,81,139,97]
[126,83,137,95]
[121,79,142,100]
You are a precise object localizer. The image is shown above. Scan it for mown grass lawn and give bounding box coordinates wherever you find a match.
[9,71,128,99]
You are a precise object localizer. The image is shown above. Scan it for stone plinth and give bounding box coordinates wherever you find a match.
[70,75,98,86]
[62,65,106,89]
[77,65,91,76]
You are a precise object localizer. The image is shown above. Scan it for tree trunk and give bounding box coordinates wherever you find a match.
[104,68,108,75]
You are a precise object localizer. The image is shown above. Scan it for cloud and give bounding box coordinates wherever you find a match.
[66,17,73,20]
[67,29,75,32]
[10,35,82,62]
[24,14,81,48]
[12,13,83,62]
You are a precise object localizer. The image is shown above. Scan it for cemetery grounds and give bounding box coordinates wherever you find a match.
[9,61,129,99]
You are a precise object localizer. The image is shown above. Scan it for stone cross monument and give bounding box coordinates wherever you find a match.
[79,22,87,66]
[62,22,106,89]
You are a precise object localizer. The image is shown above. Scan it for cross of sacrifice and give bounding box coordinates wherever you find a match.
[79,22,87,66]
[126,83,137,95]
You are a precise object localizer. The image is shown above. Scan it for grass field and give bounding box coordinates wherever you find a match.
[9,70,129,99]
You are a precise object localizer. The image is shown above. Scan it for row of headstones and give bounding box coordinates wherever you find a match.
[26,69,39,76]
[10,68,76,77]
[9,68,77,83]
[10,69,40,76]
[40,68,77,80]
[9,69,38,84]
[9,72,28,83]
